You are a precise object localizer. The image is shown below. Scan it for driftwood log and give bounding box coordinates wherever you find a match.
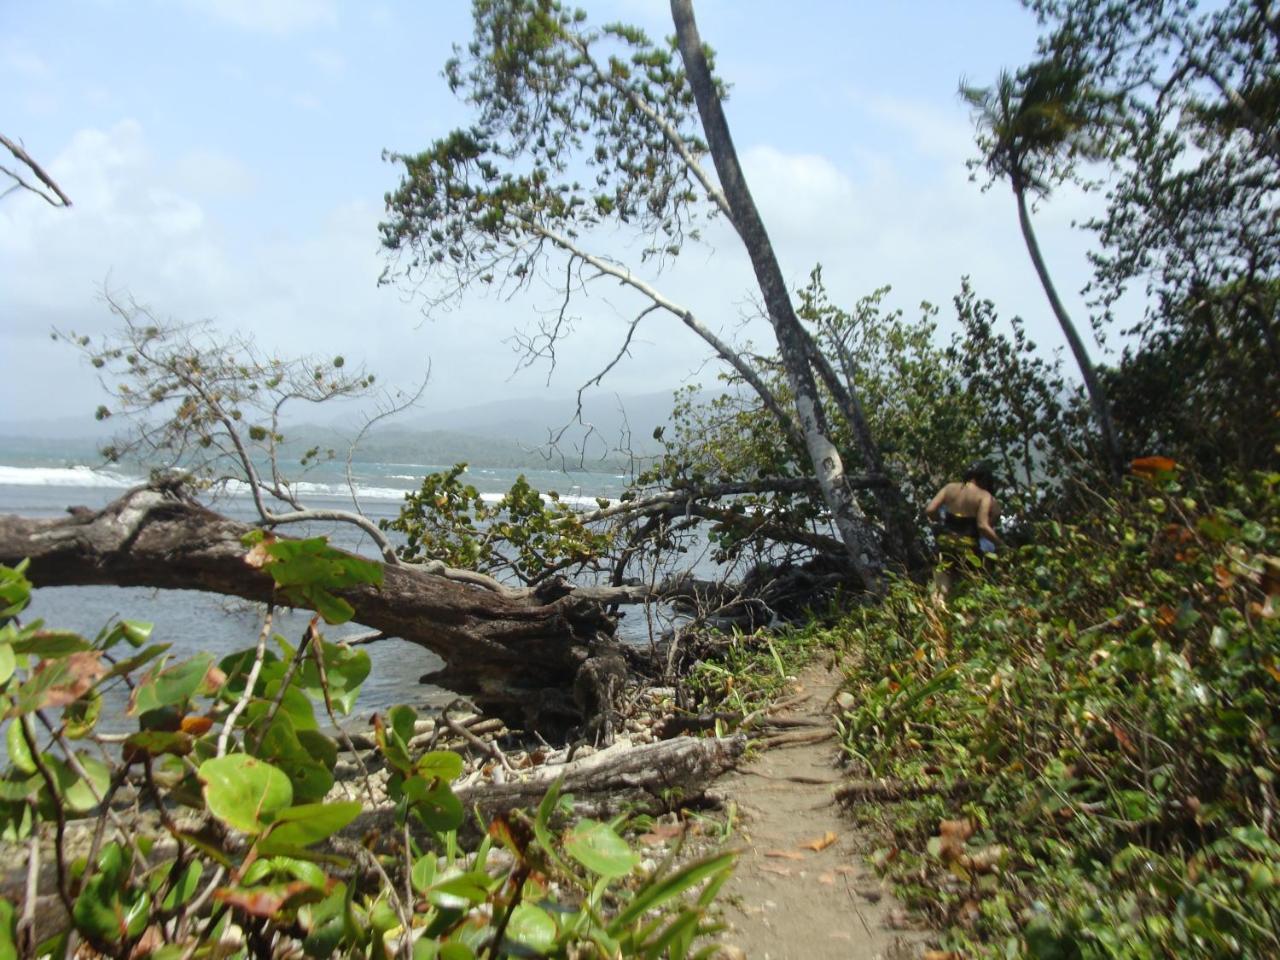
[454,732,746,821]
[0,484,652,730]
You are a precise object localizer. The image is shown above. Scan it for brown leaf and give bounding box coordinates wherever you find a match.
[180,714,214,736]
[935,817,976,863]
[801,831,838,852]
[960,843,1007,874]
[817,871,836,885]
[214,881,314,918]
[243,536,277,569]
[36,651,107,709]
[200,664,227,695]
[1130,455,1178,478]
[638,821,686,846]
[758,864,792,877]
[764,850,806,861]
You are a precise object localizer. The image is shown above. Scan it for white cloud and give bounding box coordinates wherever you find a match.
[0,120,555,423]
[182,0,337,34]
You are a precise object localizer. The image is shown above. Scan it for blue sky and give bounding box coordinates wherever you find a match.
[0,0,1110,428]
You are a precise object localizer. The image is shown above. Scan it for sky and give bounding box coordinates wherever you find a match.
[0,0,1116,431]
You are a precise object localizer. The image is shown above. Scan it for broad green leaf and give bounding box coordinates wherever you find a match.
[564,819,638,878]
[0,772,42,802]
[0,643,14,686]
[411,854,437,894]
[0,562,31,618]
[438,944,474,960]
[417,751,464,783]
[102,643,171,682]
[306,589,355,626]
[130,653,214,716]
[264,801,362,849]
[404,776,465,833]
[199,755,293,835]
[0,898,15,960]
[608,851,736,933]
[161,860,204,911]
[48,753,111,813]
[63,691,102,739]
[6,719,35,774]
[101,619,154,650]
[505,902,557,952]
[255,715,334,803]
[426,871,491,909]
[297,641,370,714]
[388,704,416,743]
[10,631,90,657]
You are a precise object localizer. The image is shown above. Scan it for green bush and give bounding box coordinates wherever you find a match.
[0,536,733,958]
[836,468,1280,958]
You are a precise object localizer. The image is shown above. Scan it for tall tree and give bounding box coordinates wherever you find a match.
[962,60,1124,480]
[1022,0,1280,470]
[381,0,891,589]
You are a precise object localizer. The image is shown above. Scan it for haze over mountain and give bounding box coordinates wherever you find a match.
[0,391,687,471]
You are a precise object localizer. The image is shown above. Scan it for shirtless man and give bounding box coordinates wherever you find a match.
[925,462,1003,556]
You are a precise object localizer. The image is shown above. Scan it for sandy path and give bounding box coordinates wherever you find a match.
[713,664,920,959]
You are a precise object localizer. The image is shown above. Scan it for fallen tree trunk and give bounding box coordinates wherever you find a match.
[0,484,637,731]
[454,732,745,821]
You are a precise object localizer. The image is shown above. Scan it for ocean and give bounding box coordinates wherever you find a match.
[0,452,643,732]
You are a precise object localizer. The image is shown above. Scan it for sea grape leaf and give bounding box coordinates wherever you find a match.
[404,775,465,833]
[505,903,557,953]
[199,755,293,835]
[263,801,362,849]
[417,751,464,783]
[564,820,638,878]
[130,653,215,716]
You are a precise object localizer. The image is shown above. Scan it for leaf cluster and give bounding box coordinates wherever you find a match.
[835,466,1280,956]
[0,533,735,957]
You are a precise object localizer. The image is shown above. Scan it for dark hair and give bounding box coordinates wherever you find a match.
[963,461,998,495]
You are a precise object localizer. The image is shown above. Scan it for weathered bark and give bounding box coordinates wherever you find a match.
[803,339,928,572]
[0,484,623,730]
[1015,182,1124,481]
[670,0,885,593]
[451,733,745,822]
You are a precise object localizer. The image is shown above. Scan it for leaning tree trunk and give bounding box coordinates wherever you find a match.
[670,0,885,593]
[0,484,629,732]
[1015,183,1124,481]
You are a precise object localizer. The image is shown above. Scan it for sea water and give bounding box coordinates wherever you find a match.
[0,456,646,732]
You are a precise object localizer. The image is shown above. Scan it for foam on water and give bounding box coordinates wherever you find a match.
[0,464,615,509]
[0,464,139,488]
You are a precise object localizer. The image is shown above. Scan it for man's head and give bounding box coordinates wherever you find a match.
[963,460,998,495]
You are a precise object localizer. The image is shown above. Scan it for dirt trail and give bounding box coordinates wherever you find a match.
[713,663,921,959]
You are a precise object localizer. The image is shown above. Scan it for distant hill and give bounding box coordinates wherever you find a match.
[0,392,693,472]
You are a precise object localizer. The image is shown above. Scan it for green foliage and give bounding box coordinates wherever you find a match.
[0,531,733,956]
[638,269,1080,572]
[382,0,721,292]
[836,469,1280,956]
[383,462,615,584]
[1016,0,1280,480]
[242,529,383,624]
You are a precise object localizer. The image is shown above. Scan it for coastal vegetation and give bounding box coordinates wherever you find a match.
[0,0,1276,956]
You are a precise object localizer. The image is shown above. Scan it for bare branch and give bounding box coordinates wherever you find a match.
[0,132,71,207]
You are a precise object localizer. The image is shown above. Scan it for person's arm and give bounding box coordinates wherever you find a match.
[977,495,1003,545]
[925,483,954,520]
